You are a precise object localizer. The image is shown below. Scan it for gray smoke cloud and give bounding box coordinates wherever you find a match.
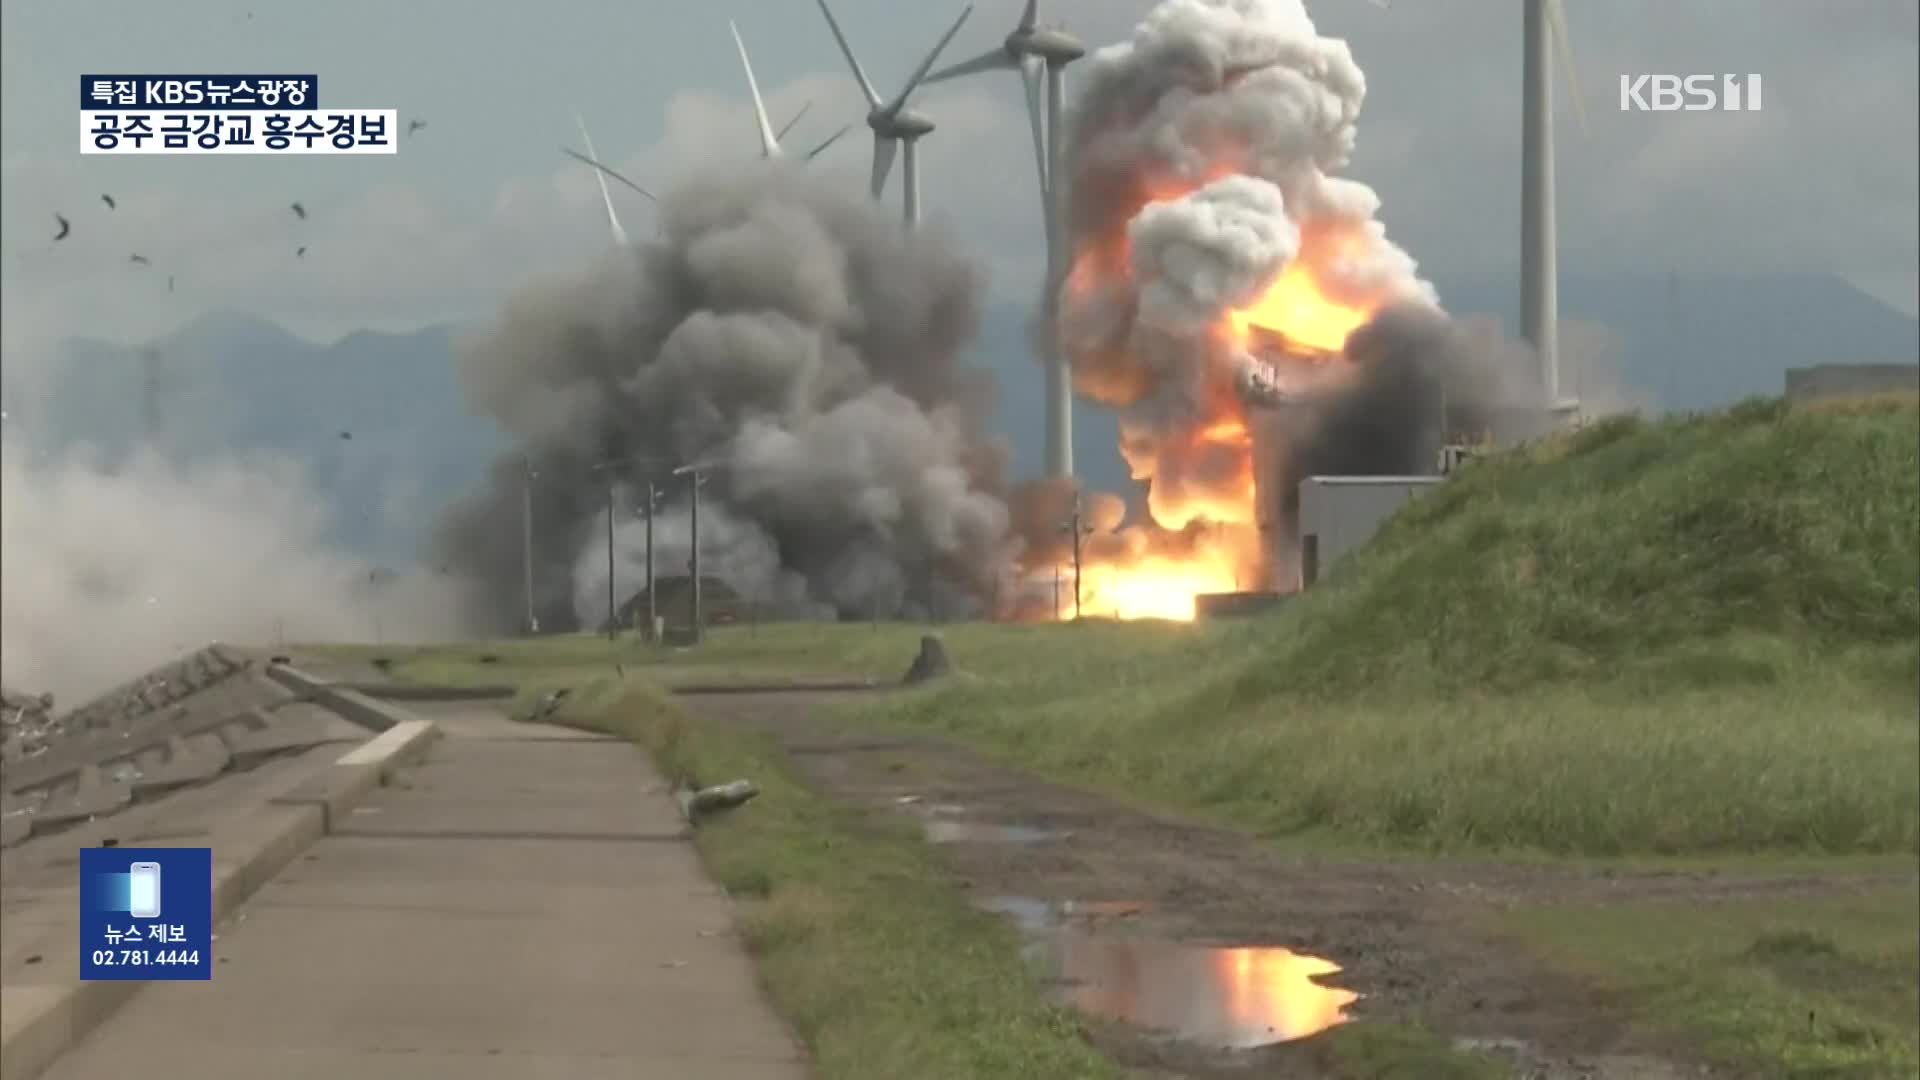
[1,432,471,704]
[432,162,1013,631]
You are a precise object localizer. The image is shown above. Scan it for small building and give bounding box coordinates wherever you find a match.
[1784,364,1919,403]
[1295,476,1445,589]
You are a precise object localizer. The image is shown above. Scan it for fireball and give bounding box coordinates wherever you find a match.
[1030,0,1430,623]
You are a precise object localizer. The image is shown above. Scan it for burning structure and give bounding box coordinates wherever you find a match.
[1014,0,1541,618]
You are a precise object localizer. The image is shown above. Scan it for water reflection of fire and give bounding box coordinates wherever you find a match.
[1047,934,1360,1049]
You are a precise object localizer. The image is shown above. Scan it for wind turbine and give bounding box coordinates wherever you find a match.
[923,0,1084,479]
[568,110,651,245]
[730,19,851,162]
[813,0,975,226]
[1521,0,1588,422]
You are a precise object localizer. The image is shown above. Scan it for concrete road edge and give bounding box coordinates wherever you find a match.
[0,717,439,1080]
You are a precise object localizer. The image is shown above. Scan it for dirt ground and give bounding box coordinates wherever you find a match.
[682,688,1915,1080]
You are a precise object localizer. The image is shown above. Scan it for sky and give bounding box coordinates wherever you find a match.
[2,0,1916,362]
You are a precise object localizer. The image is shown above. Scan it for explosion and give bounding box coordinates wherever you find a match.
[432,163,1013,632]
[1038,0,1443,620]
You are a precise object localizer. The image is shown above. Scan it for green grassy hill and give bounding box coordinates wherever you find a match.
[1246,392,1920,699]
[863,394,1920,857]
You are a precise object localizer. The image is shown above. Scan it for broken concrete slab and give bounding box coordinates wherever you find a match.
[220,711,358,770]
[129,735,233,800]
[33,766,132,829]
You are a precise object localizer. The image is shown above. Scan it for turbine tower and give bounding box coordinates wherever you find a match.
[731,20,851,162]
[813,0,975,227]
[1521,0,1586,422]
[924,0,1084,479]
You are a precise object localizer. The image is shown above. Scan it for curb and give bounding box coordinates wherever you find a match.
[0,717,439,1080]
[261,663,401,734]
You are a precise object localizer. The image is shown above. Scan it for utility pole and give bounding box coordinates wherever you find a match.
[1060,493,1091,621]
[1071,501,1085,621]
[644,478,656,642]
[688,468,703,644]
[605,481,617,639]
[522,460,538,636]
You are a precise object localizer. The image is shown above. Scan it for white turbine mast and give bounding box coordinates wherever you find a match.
[1521,0,1587,421]
[813,0,975,226]
[729,19,850,162]
[923,0,1084,480]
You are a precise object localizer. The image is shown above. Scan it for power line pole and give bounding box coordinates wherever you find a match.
[644,478,656,642]
[522,459,538,636]
[605,480,617,639]
[1071,499,1085,621]
[688,467,703,644]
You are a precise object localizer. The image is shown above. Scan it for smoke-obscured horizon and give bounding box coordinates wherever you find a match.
[0,431,472,706]
[430,162,1019,631]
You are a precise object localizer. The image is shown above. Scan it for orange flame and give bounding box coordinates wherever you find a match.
[1042,171,1394,622]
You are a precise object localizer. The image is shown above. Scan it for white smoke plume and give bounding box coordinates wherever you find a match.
[1,434,472,704]
[432,161,1014,631]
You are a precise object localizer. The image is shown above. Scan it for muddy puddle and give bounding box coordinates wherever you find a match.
[898,798,1067,845]
[979,896,1361,1051]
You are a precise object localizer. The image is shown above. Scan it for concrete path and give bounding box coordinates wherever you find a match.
[43,703,808,1079]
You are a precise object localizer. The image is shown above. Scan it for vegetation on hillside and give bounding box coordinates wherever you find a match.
[852,396,1920,857]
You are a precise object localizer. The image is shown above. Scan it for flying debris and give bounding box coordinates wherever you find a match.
[296,246,307,258]
[407,119,427,136]
[101,194,116,210]
[290,202,306,220]
[53,214,70,241]
[129,254,150,266]
[167,275,175,293]
[559,147,656,201]
[338,430,352,440]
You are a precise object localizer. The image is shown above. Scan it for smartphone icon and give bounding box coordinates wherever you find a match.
[127,862,162,919]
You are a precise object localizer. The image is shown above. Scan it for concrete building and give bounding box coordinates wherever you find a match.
[1784,364,1919,403]
[1295,476,1444,589]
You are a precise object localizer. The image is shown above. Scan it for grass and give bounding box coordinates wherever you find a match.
[823,398,1920,859]
[1499,887,1920,1077]
[533,674,1499,1079]
[539,674,1122,1080]
[300,396,1919,1077]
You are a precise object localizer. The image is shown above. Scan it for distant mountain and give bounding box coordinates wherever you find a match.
[23,273,1915,563]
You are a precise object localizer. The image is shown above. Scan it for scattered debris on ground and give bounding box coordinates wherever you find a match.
[901,634,954,684]
[676,779,759,823]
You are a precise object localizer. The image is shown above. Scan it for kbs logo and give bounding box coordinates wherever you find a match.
[1619,74,1763,112]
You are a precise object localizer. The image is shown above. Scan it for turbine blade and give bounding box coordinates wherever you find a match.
[1546,0,1588,138]
[806,124,851,161]
[571,112,631,244]
[730,19,782,157]
[1022,55,1048,195]
[869,133,898,199]
[776,101,813,143]
[1018,0,1039,31]
[562,146,656,204]
[925,45,1017,86]
[814,0,882,108]
[887,3,975,113]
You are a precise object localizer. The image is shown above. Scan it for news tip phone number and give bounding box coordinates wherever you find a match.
[89,112,388,151]
[89,949,202,966]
